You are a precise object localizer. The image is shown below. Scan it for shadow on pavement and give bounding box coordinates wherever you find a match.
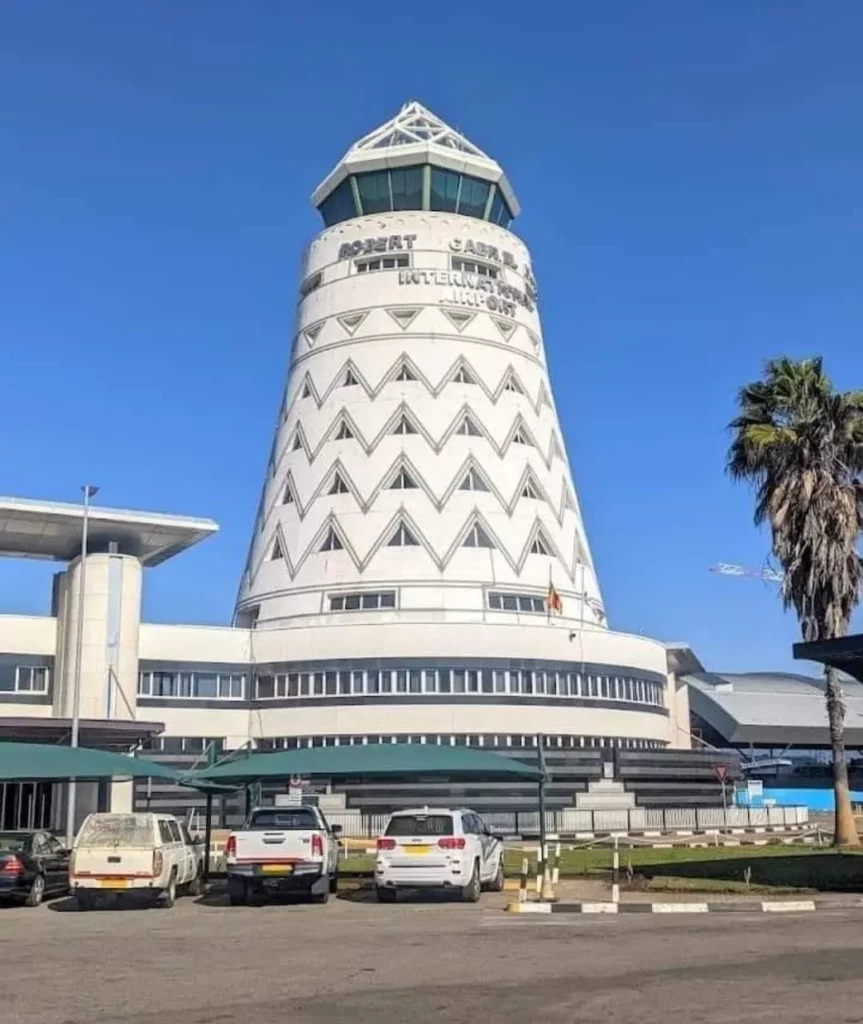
[641,852,863,891]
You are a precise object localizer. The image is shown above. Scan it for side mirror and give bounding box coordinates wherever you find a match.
[331,824,343,835]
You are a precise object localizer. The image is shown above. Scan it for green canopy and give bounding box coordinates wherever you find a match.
[0,741,213,788]
[194,742,542,783]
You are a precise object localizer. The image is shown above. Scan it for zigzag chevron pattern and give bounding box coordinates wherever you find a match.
[281,353,554,422]
[256,508,578,583]
[275,454,580,530]
[272,405,565,479]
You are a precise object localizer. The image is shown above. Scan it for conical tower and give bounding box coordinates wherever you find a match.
[236,101,606,632]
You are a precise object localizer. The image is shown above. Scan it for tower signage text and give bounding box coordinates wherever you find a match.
[397,268,534,318]
[338,235,417,259]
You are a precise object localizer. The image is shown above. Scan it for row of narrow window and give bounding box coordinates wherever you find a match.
[284,468,549,503]
[270,523,552,559]
[300,365,527,394]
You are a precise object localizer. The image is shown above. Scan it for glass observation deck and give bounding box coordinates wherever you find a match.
[318,164,514,230]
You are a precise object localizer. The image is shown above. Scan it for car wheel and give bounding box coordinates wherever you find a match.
[489,856,505,892]
[24,874,46,907]
[228,881,247,907]
[186,870,203,898]
[376,886,396,903]
[75,891,96,912]
[461,861,481,903]
[311,887,329,905]
[160,874,177,909]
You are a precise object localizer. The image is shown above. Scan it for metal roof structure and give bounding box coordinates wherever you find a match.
[0,496,218,566]
[196,742,543,783]
[312,100,520,217]
[685,671,863,747]
[0,718,164,750]
[0,742,196,784]
[794,634,863,685]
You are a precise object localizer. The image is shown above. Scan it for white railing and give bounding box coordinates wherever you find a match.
[314,805,810,838]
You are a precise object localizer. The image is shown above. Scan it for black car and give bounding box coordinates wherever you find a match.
[0,831,70,906]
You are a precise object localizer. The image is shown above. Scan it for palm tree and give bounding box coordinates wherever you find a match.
[728,356,863,846]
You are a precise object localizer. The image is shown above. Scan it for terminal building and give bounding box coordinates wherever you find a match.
[1,103,856,829]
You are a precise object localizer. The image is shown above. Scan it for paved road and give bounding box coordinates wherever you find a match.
[3,891,863,1024]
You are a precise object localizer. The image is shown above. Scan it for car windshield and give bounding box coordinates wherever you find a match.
[386,814,454,836]
[247,809,318,830]
[77,815,154,848]
[0,833,28,852]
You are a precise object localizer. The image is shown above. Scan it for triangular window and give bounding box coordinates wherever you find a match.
[283,482,295,505]
[521,478,540,500]
[292,433,303,451]
[395,364,417,382]
[391,416,417,436]
[504,375,524,395]
[389,468,417,490]
[301,381,311,399]
[387,523,419,547]
[456,415,482,437]
[459,468,488,492]
[453,366,476,385]
[335,422,354,440]
[530,532,551,556]
[329,473,349,495]
[387,307,420,330]
[320,528,343,552]
[512,426,532,446]
[463,523,494,549]
[441,309,476,333]
[342,369,358,387]
[550,434,565,460]
[270,537,284,561]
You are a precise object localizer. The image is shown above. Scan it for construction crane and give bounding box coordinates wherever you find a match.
[710,563,785,584]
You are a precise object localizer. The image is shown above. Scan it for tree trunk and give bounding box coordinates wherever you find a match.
[825,666,860,847]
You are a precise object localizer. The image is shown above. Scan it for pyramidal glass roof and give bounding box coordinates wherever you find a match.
[353,101,490,159]
[311,100,519,218]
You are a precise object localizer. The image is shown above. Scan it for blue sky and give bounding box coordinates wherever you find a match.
[1,1,861,671]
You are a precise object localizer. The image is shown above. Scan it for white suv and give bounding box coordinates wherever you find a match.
[375,808,504,903]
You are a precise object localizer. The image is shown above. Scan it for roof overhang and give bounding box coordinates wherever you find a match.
[794,635,863,685]
[0,496,218,567]
[0,717,164,750]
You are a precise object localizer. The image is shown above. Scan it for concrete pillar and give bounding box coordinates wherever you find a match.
[54,553,142,723]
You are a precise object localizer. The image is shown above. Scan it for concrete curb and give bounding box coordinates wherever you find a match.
[505,898,863,915]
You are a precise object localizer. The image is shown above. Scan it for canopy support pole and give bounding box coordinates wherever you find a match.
[203,791,213,883]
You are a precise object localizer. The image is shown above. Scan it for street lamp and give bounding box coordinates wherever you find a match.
[65,484,99,846]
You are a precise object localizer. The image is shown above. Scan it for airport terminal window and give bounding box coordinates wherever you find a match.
[299,272,322,297]
[390,166,424,210]
[356,170,393,214]
[138,670,245,700]
[488,592,545,613]
[318,178,357,226]
[247,663,663,708]
[356,254,410,273]
[330,590,396,611]
[430,168,461,212]
[13,666,50,693]
[489,188,512,228]
[457,176,490,219]
[451,257,498,279]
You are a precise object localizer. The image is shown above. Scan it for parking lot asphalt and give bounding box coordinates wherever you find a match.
[3,890,863,1024]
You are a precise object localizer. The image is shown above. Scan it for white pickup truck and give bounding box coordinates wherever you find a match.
[225,805,340,906]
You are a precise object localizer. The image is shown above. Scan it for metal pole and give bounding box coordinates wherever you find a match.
[612,834,620,904]
[203,791,213,883]
[65,484,97,847]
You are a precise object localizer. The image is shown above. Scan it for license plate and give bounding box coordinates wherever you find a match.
[260,864,293,875]
[99,878,130,888]
[403,845,432,855]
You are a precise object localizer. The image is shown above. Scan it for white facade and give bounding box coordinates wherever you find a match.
[0,105,689,830]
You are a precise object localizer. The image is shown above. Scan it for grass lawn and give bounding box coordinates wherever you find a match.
[340,844,863,891]
[503,845,863,892]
